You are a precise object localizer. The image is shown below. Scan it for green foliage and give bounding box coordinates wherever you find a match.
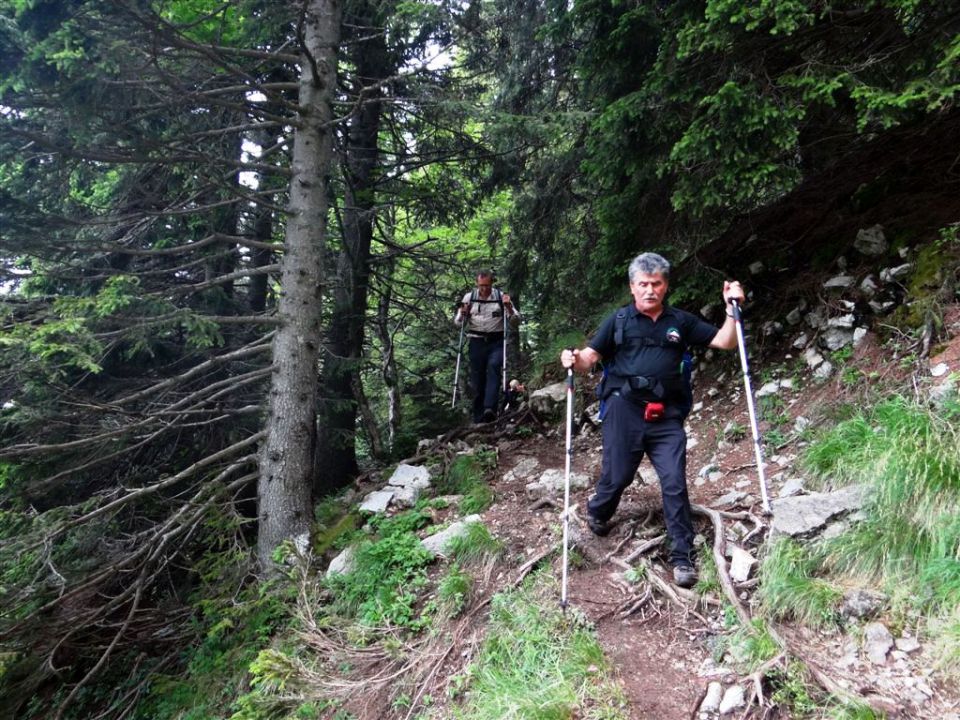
[450,572,627,719]
[793,394,960,678]
[931,604,960,679]
[133,581,292,720]
[769,661,820,716]
[435,450,498,514]
[460,482,495,515]
[725,618,780,670]
[693,552,720,595]
[665,80,804,215]
[445,523,503,566]
[326,509,434,630]
[438,564,472,617]
[804,396,960,577]
[722,421,746,442]
[758,539,842,628]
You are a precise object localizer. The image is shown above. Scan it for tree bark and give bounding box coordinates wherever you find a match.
[314,1,391,495]
[257,0,341,570]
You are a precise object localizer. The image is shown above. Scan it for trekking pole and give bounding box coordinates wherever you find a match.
[502,302,508,397]
[451,315,466,408]
[731,300,772,514]
[560,357,574,611]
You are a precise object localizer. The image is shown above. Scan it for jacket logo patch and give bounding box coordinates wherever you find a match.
[666,327,681,343]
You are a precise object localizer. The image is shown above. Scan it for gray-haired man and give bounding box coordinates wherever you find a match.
[560,252,744,587]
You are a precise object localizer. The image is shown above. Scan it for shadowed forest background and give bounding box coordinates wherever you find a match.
[1,1,958,718]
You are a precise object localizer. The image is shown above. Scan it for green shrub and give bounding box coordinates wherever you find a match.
[326,509,435,630]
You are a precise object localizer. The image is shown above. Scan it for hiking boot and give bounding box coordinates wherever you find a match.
[482,408,496,422]
[587,515,612,537]
[673,564,698,589]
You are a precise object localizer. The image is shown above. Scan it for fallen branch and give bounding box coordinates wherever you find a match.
[692,503,751,626]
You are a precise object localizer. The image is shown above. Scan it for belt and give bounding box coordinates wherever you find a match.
[467,332,504,341]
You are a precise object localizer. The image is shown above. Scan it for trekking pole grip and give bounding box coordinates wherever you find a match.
[565,347,575,387]
[730,298,743,322]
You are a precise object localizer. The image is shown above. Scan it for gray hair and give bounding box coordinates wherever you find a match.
[628,252,671,283]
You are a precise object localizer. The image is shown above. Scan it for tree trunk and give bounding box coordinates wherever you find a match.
[314,3,390,495]
[257,0,341,570]
[375,253,402,453]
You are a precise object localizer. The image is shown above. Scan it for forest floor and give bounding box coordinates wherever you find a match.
[436,306,960,719]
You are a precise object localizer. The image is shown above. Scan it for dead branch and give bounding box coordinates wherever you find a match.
[621,534,665,564]
[692,503,752,626]
[55,438,262,536]
[115,336,273,406]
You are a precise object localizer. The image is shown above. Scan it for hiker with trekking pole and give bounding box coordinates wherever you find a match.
[453,270,521,424]
[560,252,745,588]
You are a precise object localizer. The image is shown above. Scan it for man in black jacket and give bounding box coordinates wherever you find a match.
[560,252,744,587]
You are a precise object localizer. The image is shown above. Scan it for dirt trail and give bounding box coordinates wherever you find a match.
[485,366,763,719]
[480,313,960,719]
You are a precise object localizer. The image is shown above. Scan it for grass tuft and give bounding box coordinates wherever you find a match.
[451,572,627,719]
[758,538,842,629]
[446,523,503,566]
[793,394,960,681]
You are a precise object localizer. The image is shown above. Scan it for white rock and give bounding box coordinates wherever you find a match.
[697,656,732,676]
[864,622,894,665]
[420,515,484,558]
[728,544,756,583]
[804,348,824,369]
[392,484,422,508]
[756,381,780,397]
[749,261,764,275]
[828,314,856,329]
[895,636,921,653]
[700,682,724,712]
[931,362,950,378]
[868,300,896,314]
[860,275,879,297]
[639,465,659,485]
[820,327,854,351]
[326,546,357,577]
[823,275,855,290]
[698,463,720,478]
[387,463,432,489]
[880,263,912,283]
[814,361,834,380]
[502,457,541,483]
[786,308,803,326]
[792,333,809,349]
[359,489,394,514]
[854,225,888,256]
[779,477,805,497]
[719,684,745,715]
[805,309,827,329]
[853,328,868,346]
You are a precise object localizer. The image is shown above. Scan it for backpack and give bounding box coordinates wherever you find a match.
[469,287,504,315]
[596,305,694,420]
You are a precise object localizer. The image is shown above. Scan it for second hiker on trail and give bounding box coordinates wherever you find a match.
[559,252,744,589]
[454,270,521,424]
